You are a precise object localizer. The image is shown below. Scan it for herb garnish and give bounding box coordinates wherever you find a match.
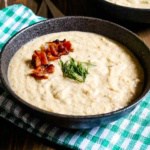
[59,57,94,82]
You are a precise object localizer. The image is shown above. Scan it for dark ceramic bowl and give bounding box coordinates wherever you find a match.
[0,17,150,129]
[97,0,150,23]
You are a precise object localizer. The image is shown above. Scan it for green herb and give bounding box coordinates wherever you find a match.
[59,57,94,82]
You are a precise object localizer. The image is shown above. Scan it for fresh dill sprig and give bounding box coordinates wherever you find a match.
[59,57,94,83]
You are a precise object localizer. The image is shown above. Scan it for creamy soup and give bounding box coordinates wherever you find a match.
[106,0,150,8]
[8,31,144,115]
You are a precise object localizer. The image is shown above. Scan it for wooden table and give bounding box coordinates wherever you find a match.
[0,0,150,149]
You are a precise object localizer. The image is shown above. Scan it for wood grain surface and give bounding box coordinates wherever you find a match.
[0,0,150,150]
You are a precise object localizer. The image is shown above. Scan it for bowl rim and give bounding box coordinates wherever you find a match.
[0,16,150,119]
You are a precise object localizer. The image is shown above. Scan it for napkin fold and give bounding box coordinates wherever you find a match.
[0,4,150,150]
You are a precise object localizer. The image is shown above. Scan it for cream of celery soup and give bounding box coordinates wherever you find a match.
[8,31,144,115]
[106,0,150,8]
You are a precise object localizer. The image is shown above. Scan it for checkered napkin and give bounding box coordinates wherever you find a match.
[0,4,150,150]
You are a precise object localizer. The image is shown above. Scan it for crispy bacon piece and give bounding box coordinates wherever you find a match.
[31,50,49,68]
[40,51,48,65]
[49,45,58,56]
[47,39,73,54]
[63,41,72,51]
[30,39,73,80]
[47,54,60,61]
[45,64,55,73]
[30,73,48,79]
[58,44,65,52]
[59,49,69,56]
[34,50,48,65]
[30,64,54,79]
[31,53,41,68]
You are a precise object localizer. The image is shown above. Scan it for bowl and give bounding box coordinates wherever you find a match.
[0,16,150,129]
[96,0,150,23]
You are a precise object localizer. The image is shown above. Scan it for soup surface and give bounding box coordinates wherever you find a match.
[8,31,144,115]
[106,0,150,8]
